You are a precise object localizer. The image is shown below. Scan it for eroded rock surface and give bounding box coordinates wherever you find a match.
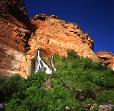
[29,14,99,62]
[0,0,33,78]
[96,52,114,70]
[2,1,113,78]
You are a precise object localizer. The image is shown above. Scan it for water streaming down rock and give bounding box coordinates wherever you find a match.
[50,56,56,72]
[35,50,56,74]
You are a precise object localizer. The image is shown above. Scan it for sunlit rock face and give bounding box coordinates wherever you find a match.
[29,14,99,62]
[0,1,101,78]
[0,0,33,78]
[96,52,114,70]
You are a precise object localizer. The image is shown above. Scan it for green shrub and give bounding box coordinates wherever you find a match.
[0,75,25,102]
[94,77,114,88]
[0,51,114,111]
[96,90,114,104]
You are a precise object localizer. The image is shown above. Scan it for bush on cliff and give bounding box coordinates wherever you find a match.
[0,51,114,111]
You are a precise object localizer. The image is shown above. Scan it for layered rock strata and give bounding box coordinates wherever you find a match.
[2,1,112,78]
[29,14,99,62]
[0,0,33,78]
[96,52,114,70]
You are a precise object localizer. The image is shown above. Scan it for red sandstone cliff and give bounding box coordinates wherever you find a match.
[29,14,99,62]
[0,1,113,78]
[0,0,34,78]
[96,52,114,71]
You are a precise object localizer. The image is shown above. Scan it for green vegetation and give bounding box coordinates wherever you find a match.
[0,51,114,111]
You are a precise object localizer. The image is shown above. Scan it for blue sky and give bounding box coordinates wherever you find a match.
[24,0,114,53]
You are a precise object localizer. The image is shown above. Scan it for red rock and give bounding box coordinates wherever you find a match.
[0,0,33,78]
[96,52,114,70]
[1,2,113,78]
[29,14,99,62]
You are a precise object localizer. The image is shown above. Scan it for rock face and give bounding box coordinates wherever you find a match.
[2,1,112,78]
[0,0,34,78]
[29,14,99,62]
[96,52,114,71]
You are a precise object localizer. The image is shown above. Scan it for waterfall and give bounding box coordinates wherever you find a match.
[35,50,42,72]
[35,50,56,74]
[50,56,56,72]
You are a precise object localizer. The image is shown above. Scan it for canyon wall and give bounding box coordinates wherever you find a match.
[0,1,113,78]
[29,14,99,62]
[0,0,34,78]
[96,52,114,71]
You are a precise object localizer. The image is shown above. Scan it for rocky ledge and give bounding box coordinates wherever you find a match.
[96,52,114,71]
[29,13,98,61]
[0,1,113,78]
